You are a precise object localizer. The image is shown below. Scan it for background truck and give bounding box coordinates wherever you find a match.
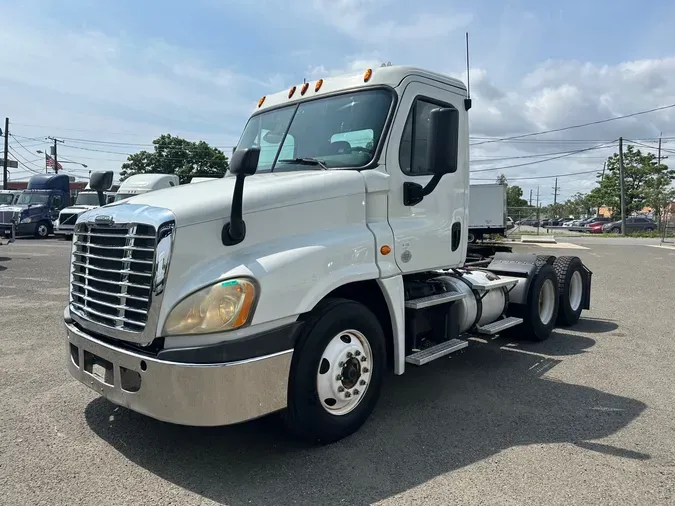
[56,183,118,239]
[64,65,592,445]
[468,183,508,243]
[0,189,20,206]
[113,173,180,202]
[0,174,70,239]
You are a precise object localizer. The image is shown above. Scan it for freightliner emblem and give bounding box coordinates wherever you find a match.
[94,215,114,226]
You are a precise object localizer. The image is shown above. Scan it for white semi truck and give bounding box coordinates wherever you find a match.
[56,184,118,239]
[113,173,180,202]
[64,66,592,444]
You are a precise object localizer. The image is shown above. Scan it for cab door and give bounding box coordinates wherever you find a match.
[385,79,469,274]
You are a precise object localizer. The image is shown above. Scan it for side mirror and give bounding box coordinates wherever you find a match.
[230,147,260,177]
[89,170,114,206]
[427,107,458,175]
[403,107,460,206]
[222,147,260,246]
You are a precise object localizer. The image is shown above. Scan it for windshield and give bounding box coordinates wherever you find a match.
[0,194,15,205]
[16,193,50,205]
[237,88,393,172]
[114,193,135,202]
[75,192,100,206]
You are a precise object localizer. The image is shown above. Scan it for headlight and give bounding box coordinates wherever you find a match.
[20,216,33,223]
[163,278,257,336]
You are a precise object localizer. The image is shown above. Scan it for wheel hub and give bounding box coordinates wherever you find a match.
[316,330,372,416]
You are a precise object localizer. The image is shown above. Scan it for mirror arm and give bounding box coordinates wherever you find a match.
[221,174,247,246]
[403,173,444,206]
[96,191,106,207]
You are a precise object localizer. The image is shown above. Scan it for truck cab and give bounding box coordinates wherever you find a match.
[64,66,592,444]
[0,174,70,238]
[56,183,119,239]
[0,190,20,207]
[113,173,180,202]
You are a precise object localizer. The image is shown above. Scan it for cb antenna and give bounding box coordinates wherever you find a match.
[464,31,472,111]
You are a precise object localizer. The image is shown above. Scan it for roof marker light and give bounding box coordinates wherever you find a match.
[301,82,309,95]
[364,68,373,82]
[257,96,266,108]
[315,79,323,92]
[288,85,297,98]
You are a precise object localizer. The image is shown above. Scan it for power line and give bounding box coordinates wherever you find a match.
[470,103,675,146]
[472,169,599,181]
[469,141,615,173]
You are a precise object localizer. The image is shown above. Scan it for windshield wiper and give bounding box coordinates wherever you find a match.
[277,158,328,170]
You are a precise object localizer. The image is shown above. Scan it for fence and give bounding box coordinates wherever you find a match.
[661,210,675,244]
[507,206,542,236]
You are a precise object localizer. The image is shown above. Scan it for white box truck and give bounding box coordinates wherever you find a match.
[64,66,593,444]
[468,183,508,243]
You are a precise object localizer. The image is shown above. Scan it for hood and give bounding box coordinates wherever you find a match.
[98,170,367,227]
[62,205,99,214]
[1,204,46,214]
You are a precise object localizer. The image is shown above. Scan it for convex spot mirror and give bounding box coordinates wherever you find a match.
[89,171,114,191]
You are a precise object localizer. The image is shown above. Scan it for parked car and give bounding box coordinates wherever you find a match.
[602,216,656,233]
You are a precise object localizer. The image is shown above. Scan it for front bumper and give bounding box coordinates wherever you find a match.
[65,320,294,426]
[55,225,74,235]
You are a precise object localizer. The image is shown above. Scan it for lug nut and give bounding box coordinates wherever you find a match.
[345,391,352,398]
[360,356,367,362]
[347,352,353,358]
[338,386,344,392]
[360,380,366,386]
[338,361,344,367]
[336,374,342,381]
[353,389,360,395]
[355,350,361,356]
[363,367,369,373]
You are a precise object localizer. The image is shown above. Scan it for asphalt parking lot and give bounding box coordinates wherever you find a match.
[1,237,674,506]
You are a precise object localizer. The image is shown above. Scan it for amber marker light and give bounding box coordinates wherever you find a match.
[380,245,391,255]
[301,82,309,95]
[364,68,373,82]
[257,96,266,108]
[315,79,324,92]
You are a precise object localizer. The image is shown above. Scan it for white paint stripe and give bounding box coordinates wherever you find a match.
[535,242,590,250]
[646,244,675,251]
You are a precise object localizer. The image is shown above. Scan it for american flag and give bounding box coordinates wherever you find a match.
[45,154,63,170]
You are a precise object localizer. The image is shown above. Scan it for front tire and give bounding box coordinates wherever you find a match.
[283,298,386,444]
[35,221,51,238]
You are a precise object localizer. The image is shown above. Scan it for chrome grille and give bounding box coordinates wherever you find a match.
[59,213,78,226]
[70,222,157,332]
[0,210,17,224]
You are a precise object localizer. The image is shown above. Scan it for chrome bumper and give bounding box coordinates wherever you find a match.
[65,320,293,426]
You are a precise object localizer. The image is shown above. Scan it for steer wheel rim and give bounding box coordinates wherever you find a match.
[538,279,556,325]
[316,329,373,416]
[569,270,583,311]
[38,225,48,236]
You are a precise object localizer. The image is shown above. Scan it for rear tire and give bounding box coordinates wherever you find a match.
[553,256,585,326]
[282,298,386,445]
[509,263,559,341]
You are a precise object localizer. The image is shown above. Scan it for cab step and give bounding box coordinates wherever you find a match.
[476,316,523,335]
[405,291,467,310]
[463,277,518,291]
[405,338,468,366]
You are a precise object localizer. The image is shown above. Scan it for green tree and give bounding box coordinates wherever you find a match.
[120,134,229,184]
[588,145,675,218]
[562,192,594,218]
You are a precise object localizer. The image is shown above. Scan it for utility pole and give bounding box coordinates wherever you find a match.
[2,118,8,190]
[619,137,627,235]
[601,161,606,181]
[536,186,540,234]
[552,178,560,215]
[47,137,64,174]
[657,133,662,165]
[529,189,533,206]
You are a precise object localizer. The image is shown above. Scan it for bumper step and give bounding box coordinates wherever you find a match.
[405,291,467,310]
[476,316,523,335]
[405,338,468,366]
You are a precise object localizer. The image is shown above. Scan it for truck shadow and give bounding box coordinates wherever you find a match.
[85,333,647,506]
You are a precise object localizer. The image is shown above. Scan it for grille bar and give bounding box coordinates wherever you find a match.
[70,221,157,333]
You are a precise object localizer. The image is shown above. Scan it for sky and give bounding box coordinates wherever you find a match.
[2,0,675,205]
